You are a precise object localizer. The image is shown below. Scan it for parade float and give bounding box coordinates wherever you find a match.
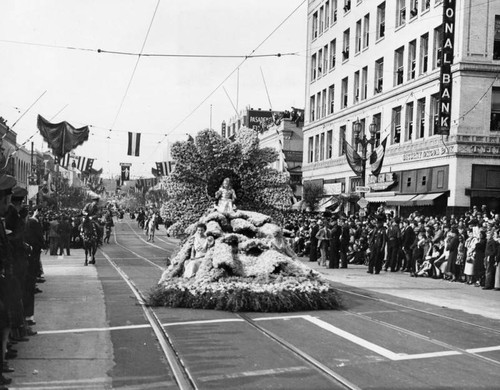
[147,128,340,312]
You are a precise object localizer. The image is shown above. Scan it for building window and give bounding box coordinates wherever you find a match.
[327,130,333,158]
[344,0,351,13]
[339,125,346,155]
[392,106,402,144]
[421,175,427,186]
[377,2,386,40]
[314,134,320,161]
[420,33,429,74]
[410,0,418,18]
[373,113,381,146]
[325,1,331,28]
[322,89,327,118]
[494,16,500,60]
[405,102,414,141]
[434,25,443,69]
[361,66,368,100]
[394,46,404,86]
[316,92,322,119]
[490,87,500,131]
[407,177,412,187]
[323,44,329,74]
[318,49,323,77]
[328,84,335,114]
[320,132,325,161]
[430,93,440,135]
[342,29,350,61]
[341,77,349,108]
[354,70,360,104]
[312,11,319,39]
[311,53,317,81]
[319,6,325,35]
[355,19,362,54]
[422,0,430,12]
[310,95,315,122]
[375,57,384,94]
[417,98,426,138]
[396,0,406,28]
[329,39,337,69]
[363,13,370,49]
[408,40,417,80]
[332,0,338,23]
[308,137,314,162]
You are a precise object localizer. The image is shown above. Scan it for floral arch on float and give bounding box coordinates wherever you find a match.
[147,128,340,312]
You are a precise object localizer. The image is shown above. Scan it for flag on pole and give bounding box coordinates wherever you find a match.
[75,156,94,172]
[343,140,363,176]
[369,137,388,177]
[127,132,141,156]
[155,161,174,176]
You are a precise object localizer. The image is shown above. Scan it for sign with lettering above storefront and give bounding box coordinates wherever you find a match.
[368,172,397,191]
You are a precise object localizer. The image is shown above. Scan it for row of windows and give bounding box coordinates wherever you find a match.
[306,92,466,164]
[310,28,443,122]
[311,0,436,43]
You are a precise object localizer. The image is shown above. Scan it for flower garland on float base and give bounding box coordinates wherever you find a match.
[147,209,341,312]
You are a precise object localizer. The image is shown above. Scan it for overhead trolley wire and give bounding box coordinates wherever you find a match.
[0,38,298,59]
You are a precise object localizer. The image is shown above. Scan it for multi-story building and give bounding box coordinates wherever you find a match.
[222,107,305,199]
[304,0,500,215]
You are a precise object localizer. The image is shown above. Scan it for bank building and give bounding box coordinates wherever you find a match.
[303,0,500,215]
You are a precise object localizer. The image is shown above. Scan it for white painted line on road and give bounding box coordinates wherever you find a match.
[38,323,152,335]
[467,345,500,353]
[163,318,244,327]
[253,315,313,321]
[303,315,402,361]
[394,351,462,360]
[197,366,310,383]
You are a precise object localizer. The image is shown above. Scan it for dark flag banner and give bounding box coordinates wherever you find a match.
[155,161,174,176]
[121,164,131,182]
[151,167,159,177]
[127,132,141,156]
[369,137,388,177]
[343,139,363,176]
[37,115,90,158]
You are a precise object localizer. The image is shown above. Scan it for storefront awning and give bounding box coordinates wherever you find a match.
[386,194,418,206]
[317,197,338,212]
[466,188,500,198]
[365,194,397,204]
[411,192,446,206]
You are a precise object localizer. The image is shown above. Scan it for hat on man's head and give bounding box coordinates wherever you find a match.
[0,174,16,197]
[11,186,28,200]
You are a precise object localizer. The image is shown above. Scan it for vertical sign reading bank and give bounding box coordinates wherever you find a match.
[438,0,456,136]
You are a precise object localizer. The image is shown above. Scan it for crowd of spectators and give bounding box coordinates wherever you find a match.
[0,175,120,389]
[283,204,500,290]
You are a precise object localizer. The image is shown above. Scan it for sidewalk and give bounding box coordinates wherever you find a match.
[8,252,114,389]
[300,257,500,321]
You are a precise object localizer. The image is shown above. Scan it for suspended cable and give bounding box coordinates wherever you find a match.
[0,39,297,59]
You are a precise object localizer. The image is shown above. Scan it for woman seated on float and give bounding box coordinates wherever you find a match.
[269,227,298,260]
[183,223,214,278]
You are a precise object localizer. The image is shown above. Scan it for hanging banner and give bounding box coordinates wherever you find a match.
[120,163,131,182]
[438,0,456,136]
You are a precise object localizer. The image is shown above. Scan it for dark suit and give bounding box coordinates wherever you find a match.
[401,225,416,271]
[25,217,45,317]
[309,224,319,262]
[328,224,341,268]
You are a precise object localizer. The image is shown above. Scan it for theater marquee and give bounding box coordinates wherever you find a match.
[438,0,456,136]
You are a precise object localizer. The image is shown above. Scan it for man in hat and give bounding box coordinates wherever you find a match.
[83,196,100,217]
[328,216,341,269]
[368,215,387,274]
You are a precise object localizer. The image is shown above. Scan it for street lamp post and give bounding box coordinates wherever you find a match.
[353,120,377,187]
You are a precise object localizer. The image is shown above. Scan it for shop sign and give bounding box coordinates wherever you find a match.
[368,172,397,191]
[471,145,500,155]
[402,147,450,161]
[324,182,343,195]
[438,0,456,136]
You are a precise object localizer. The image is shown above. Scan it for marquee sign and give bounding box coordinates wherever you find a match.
[438,0,456,136]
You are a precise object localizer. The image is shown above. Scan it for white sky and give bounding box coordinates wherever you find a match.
[0,0,307,178]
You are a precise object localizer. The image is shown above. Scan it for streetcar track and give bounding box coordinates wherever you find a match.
[103,220,364,390]
[336,287,500,336]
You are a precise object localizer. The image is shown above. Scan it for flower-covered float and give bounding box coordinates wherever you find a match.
[147,207,341,312]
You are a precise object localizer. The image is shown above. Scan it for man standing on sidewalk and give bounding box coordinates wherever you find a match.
[368,215,387,274]
[401,219,416,272]
[328,217,341,269]
[386,217,402,272]
[339,217,350,268]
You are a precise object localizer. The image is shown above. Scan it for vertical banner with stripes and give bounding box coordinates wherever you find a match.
[75,156,94,172]
[127,132,141,156]
[155,161,174,176]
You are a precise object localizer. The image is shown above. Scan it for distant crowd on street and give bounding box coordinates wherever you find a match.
[283,204,500,291]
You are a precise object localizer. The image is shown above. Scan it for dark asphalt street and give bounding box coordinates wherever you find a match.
[7,216,500,389]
